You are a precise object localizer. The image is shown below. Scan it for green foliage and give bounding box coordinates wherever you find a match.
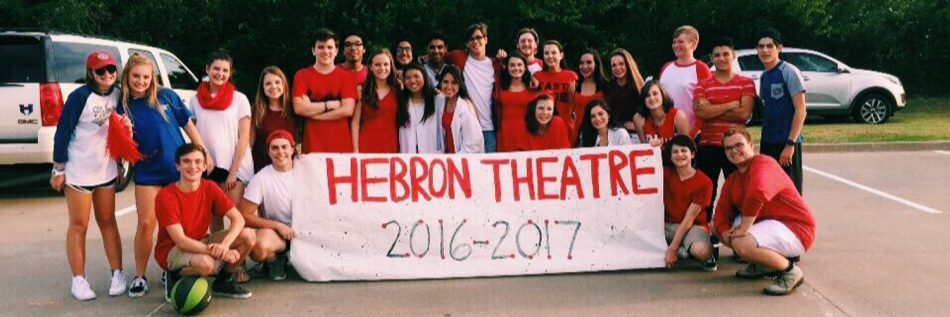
[2,0,946,95]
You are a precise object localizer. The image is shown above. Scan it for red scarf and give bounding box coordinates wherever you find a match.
[106,113,143,163]
[196,81,235,110]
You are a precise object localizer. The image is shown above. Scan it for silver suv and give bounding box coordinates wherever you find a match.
[0,31,200,189]
[734,47,906,124]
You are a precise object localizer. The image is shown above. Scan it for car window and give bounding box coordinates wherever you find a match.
[160,53,198,90]
[0,36,47,83]
[128,49,165,86]
[738,55,764,71]
[785,53,838,73]
[51,42,122,84]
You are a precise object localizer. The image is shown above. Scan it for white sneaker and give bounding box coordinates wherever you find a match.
[127,276,148,298]
[108,270,126,296]
[71,276,97,301]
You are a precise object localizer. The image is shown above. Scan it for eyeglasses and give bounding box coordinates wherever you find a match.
[396,47,412,53]
[94,65,118,76]
[344,42,363,48]
[724,141,747,152]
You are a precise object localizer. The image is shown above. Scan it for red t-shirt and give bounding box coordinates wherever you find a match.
[252,108,298,172]
[663,167,713,228]
[535,70,579,137]
[713,155,817,251]
[570,90,604,146]
[496,89,540,152]
[442,109,455,153]
[642,107,680,139]
[154,180,234,271]
[292,66,359,153]
[693,75,756,147]
[339,64,368,85]
[358,91,399,153]
[519,117,570,151]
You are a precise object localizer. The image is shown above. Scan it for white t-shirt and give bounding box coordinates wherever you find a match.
[463,56,495,131]
[189,91,254,182]
[66,89,119,186]
[243,165,293,225]
[399,99,443,153]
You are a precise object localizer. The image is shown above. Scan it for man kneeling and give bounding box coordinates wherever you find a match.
[155,143,256,300]
[713,127,816,295]
[238,130,297,281]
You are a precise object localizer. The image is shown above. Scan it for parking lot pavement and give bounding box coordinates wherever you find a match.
[2,151,947,316]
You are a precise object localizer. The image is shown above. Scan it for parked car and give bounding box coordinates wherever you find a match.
[0,30,200,190]
[730,47,906,124]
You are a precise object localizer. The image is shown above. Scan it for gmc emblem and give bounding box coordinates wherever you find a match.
[20,104,34,116]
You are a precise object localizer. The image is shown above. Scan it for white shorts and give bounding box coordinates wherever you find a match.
[747,220,805,258]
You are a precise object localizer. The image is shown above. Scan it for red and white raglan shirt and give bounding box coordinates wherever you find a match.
[658,61,711,136]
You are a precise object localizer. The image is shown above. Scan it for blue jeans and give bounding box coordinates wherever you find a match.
[482,130,497,153]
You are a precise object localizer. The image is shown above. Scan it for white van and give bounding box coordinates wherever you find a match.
[0,30,200,190]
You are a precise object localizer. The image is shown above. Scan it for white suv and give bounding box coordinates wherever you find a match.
[0,31,200,190]
[733,47,906,124]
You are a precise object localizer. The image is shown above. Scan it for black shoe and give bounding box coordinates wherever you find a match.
[164,270,181,303]
[268,253,288,281]
[212,278,252,299]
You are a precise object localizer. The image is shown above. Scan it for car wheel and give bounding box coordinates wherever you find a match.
[853,93,892,124]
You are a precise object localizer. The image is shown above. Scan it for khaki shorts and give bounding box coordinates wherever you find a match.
[166,230,229,271]
[664,223,710,249]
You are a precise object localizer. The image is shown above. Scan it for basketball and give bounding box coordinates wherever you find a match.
[171,276,212,316]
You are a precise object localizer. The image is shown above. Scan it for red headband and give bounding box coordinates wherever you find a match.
[267,129,295,147]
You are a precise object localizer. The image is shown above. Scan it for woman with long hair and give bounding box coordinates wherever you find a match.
[576,99,633,147]
[520,94,570,151]
[352,49,400,153]
[534,40,578,144]
[118,54,208,298]
[251,66,298,172]
[634,80,690,146]
[572,49,609,145]
[437,65,484,153]
[495,54,540,152]
[604,48,646,138]
[51,51,126,300]
[397,63,442,153]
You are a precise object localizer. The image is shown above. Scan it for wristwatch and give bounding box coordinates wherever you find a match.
[785,139,796,147]
[52,167,65,177]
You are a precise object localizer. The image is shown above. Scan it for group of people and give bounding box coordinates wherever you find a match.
[51,22,816,303]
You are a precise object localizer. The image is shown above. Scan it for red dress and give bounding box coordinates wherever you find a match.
[358,91,399,153]
[252,108,298,172]
[535,70,579,140]
[442,108,455,154]
[569,90,604,146]
[642,107,680,140]
[495,89,539,152]
[519,117,571,151]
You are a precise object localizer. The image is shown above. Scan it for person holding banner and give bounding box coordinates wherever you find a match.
[662,135,716,271]
[352,49,400,153]
[293,28,358,154]
[520,94,570,151]
[495,54,540,152]
[397,63,443,154]
[633,80,690,147]
[572,49,609,146]
[576,99,632,147]
[156,143,256,300]
[713,127,816,296]
[437,65,485,153]
[239,130,297,281]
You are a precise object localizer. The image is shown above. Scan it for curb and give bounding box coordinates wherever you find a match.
[803,141,950,153]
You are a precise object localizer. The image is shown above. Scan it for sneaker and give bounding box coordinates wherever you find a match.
[127,276,148,298]
[164,270,181,303]
[108,270,126,296]
[701,256,718,272]
[212,277,252,299]
[735,263,781,279]
[268,253,288,281]
[763,265,805,296]
[71,276,97,301]
[247,262,268,279]
[161,271,166,286]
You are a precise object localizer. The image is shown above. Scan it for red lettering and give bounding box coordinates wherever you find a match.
[579,153,605,198]
[608,150,630,196]
[358,158,388,203]
[428,159,447,198]
[629,149,659,195]
[511,158,536,201]
[536,156,558,200]
[326,157,358,205]
[447,158,472,199]
[559,156,584,200]
[481,159,508,202]
[409,157,432,202]
[390,157,409,203]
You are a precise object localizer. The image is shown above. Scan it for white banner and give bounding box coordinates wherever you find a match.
[289,145,666,281]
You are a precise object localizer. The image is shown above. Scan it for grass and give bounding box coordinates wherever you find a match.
[746,97,950,143]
